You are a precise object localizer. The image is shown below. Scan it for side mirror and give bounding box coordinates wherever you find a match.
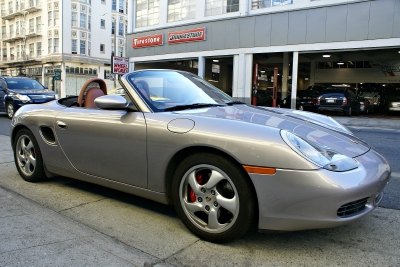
[94,95,128,110]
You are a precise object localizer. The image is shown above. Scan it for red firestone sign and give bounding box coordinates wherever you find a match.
[112,56,129,74]
[132,34,163,48]
[168,28,206,44]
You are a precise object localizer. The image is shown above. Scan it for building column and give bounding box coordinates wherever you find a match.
[233,53,252,104]
[282,52,289,99]
[198,56,205,78]
[290,51,299,110]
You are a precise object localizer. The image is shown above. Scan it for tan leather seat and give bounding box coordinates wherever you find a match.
[77,78,108,108]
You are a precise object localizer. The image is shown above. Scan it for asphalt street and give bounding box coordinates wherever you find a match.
[0,112,399,266]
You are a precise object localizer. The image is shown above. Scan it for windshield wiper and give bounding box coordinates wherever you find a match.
[164,103,224,111]
[226,101,245,105]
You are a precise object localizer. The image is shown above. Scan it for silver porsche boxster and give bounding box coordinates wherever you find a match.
[10,70,391,243]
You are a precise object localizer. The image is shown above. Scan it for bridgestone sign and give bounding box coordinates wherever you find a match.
[168,28,206,44]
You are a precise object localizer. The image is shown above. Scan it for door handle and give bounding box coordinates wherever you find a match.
[56,120,68,129]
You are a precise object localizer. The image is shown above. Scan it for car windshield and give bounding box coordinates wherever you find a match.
[126,70,235,112]
[6,78,45,90]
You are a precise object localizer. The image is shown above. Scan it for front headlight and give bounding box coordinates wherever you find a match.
[281,130,358,172]
[16,94,31,103]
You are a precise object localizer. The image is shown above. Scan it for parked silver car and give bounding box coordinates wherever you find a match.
[10,70,391,243]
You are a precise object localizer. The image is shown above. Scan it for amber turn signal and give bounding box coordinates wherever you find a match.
[243,165,276,175]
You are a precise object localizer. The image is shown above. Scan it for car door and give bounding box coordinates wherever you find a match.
[54,107,148,188]
[0,79,6,110]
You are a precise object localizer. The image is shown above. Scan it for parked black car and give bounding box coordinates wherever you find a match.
[0,77,58,119]
[317,87,360,116]
[281,90,320,112]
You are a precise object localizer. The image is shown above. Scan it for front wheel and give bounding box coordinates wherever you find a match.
[13,129,47,182]
[345,107,352,116]
[7,102,14,119]
[172,153,257,243]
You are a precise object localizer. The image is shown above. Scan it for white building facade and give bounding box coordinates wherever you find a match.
[126,0,400,104]
[0,0,128,96]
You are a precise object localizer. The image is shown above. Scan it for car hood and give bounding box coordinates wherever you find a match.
[175,104,369,158]
[8,89,55,95]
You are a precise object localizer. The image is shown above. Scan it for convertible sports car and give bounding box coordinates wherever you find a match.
[10,70,391,243]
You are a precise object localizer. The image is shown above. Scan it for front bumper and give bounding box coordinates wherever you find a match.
[250,149,391,231]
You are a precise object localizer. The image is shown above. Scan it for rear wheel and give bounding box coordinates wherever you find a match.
[6,102,14,119]
[172,153,257,243]
[13,129,47,182]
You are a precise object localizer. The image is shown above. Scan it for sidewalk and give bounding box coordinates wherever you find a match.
[333,116,400,128]
[0,134,172,267]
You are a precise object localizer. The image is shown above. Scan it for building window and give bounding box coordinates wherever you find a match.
[100,44,105,52]
[36,16,42,32]
[9,25,14,36]
[136,0,159,27]
[118,46,123,57]
[48,11,52,26]
[88,16,91,30]
[205,0,239,16]
[168,0,195,22]
[37,42,41,56]
[101,0,105,4]
[29,43,34,56]
[72,39,77,54]
[112,0,116,10]
[80,40,86,54]
[118,22,123,36]
[88,41,91,56]
[8,2,13,14]
[2,48,7,59]
[10,47,14,60]
[119,0,124,13]
[48,38,52,53]
[251,0,292,10]
[29,18,35,33]
[72,12,77,27]
[80,13,87,28]
[54,38,59,53]
[54,10,59,26]
[111,21,115,34]
[100,19,105,28]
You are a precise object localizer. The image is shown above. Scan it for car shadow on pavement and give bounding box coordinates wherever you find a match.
[48,175,177,218]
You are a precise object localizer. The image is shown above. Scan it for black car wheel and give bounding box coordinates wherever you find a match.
[6,102,14,119]
[172,152,257,243]
[13,129,47,182]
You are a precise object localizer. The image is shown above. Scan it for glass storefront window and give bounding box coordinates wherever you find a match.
[136,0,159,27]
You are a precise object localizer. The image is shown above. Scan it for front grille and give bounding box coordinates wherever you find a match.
[29,95,54,99]
[337,197,369,218]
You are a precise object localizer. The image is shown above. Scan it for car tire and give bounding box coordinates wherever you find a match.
[172,152,257,243]
[6,102,14,119]
[345,107,352,116]
[13,128,47,182]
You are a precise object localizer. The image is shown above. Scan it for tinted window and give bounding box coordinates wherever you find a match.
[5,78,44,90]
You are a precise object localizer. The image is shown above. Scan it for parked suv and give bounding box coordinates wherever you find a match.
[317,87,360,116]
[0,77,58,119]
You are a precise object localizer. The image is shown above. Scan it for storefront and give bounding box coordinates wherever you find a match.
[126,0,400,108]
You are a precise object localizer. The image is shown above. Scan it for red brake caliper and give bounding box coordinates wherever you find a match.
[188,173,203,202]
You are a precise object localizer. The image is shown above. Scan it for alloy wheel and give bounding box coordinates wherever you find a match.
[16,135,37,176]
[7,103,14,118]
[179,164,239,234]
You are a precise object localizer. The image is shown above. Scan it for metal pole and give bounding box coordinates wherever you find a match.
[113,16,117,88]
